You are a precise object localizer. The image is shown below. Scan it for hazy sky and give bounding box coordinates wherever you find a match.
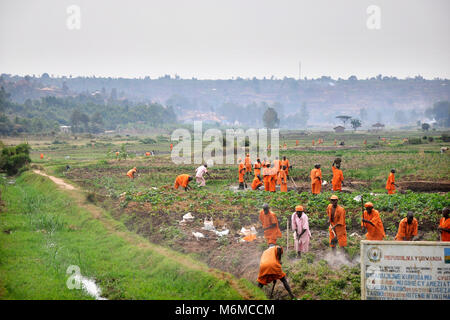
[1,0,449,79]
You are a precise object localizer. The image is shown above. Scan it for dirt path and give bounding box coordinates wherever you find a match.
[32,169,257,300]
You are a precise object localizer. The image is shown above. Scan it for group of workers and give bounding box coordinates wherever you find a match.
[257,199,450,299]
[239,154,292,192]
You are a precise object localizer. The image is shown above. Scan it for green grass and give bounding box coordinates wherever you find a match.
[0,172,265,300]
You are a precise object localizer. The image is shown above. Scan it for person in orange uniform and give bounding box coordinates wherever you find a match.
[244,153,252,177]
[170,143,173,151]
[238,158,246,189]
[283,143,287,150]
[251,175,263,190]
[386,169,397,194]
[254,158,262,177]
[257,245,295,299]
[127,167,137,179]
[327,195,347,250]
[334,139,337,146]
[438,207,450,242]
[40,153,44,159]
[269,165,277,192]
[273,157,281,173]
[281,156,291,178]
[395,211,418,241]
[310,164,322,194]
[364,139,367,145]
[174,174,193,191]
[331,160,344,192]
[262,162,271,191]
[277,166,288,192]
[296,140,299,146]
[259,204,282,245]
[145,152,150,156]
[312,139,315,146]
[361,202,385,240]
[115,151,119,157]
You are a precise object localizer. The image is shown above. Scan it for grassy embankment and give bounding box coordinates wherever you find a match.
[0,172,265,300]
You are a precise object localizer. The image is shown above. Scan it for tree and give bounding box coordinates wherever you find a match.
[70,109,82,133]
[0,143,31,175]
[336,115,352,127]
[421,123,430,131]
[350,119,362,131]
[425,101,450,127]
[263,107,280,128]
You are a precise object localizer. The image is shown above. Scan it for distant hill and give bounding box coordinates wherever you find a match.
[1,74,449,128]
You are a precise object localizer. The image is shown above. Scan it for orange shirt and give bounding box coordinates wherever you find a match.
[238,163,246,182]
[127,168,136,178]
[254,162,261,177]
[395,218,418,241]
[327,204,346,239]
[251,177,263,190]
[361,209,385,240]
[259,210,282,244]
[331,165,344,190]
[440,217,450,242]
[174,174,190,189]
[386,173,395,191]
[244,156,251,170]
[257,246,286,285]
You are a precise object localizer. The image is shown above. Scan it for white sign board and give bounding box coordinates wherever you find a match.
[361,240,450,300]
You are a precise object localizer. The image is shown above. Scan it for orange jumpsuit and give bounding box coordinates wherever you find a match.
[273,160,280,173]
[386,173,396,194]
[280,159,290,176]
[257,246,286,285]
[262,167,270,191]
[238,163,246,183]
[254,162,261,177]
[331,165,344,191]
[395,218,418,241]
[334,139,337,146]
[40,153,44,159]
[127,168,137,179]
[145,152,150,156]
[269,173,277,192]
[174,174,190,189]
[327,204,347,247]
[312,140,315,146]
[251,177,263,190]
[310,168,322,194]
[170,143,173,151]
[277,169,288,192]
[244,156,252,173]
[361,209,385,240]
[259,209,282,245]
[296,140,299,146]
[440,217,450,242]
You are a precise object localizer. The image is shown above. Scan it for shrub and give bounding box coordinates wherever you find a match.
[0,143,32,175]
[408,138,422,145]
[428,136,434,142]
[442,133,450,142]
[139,138,157,144]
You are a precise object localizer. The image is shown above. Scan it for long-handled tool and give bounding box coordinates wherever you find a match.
[269,280,276,299]
[360,195,365,232]
[289,176,298,188]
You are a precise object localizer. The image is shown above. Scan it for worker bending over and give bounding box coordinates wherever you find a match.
[174,174,193,191]
[127,167,137,179]
[395,211,418,241]
[195,163,210,187]
[257,245,295,299]
[251,175,263,190]
[361,202,385,240]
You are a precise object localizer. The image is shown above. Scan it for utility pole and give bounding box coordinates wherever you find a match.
[298,61,301,80]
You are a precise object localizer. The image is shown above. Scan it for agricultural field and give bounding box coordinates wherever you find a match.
[1,129,449,300]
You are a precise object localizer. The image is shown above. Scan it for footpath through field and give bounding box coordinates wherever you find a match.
[32,169,259,300]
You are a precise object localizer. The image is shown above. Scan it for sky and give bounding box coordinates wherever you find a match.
[0,0,449,80]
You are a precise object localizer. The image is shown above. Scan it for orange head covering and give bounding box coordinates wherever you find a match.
[364,202,374,208]
[330,195,339,200]
[295,205,304,212]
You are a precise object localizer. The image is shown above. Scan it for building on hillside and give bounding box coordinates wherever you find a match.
[333,125,345,133]
[59,125,71,134]
[372,122,385,132]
